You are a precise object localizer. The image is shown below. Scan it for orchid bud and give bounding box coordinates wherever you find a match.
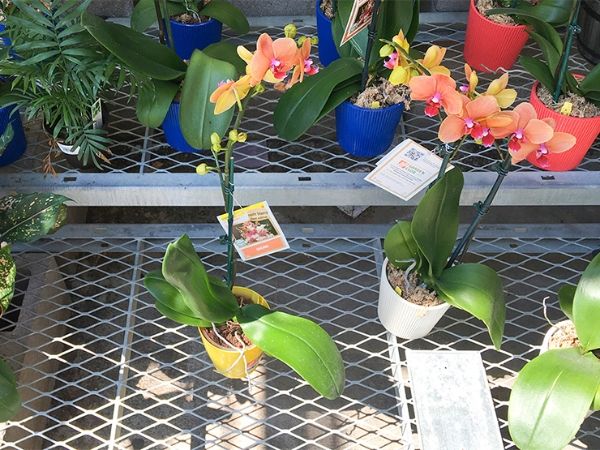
[297,36,307,46]
[237,132,247,142]
[284,23,297,39]
[380,44,394,57]
[228,129,239,143]
[310,36,318,45]
[210,132,221,147]
[253,83,266,95]
[560,101,573,116]
[196,163,210,175]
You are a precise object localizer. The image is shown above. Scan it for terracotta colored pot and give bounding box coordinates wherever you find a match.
[463,0,529,72]
[199,286,268,379]
[528,81,600,171]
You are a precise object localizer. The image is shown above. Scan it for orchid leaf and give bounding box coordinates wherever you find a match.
[580,64,600,94]
[161,234,238,323]
[199,0,249,34]
[436,263,505,349]
[238,304,345,400]
[527,17,563,54]
[520,55,555,93]
[144,270,211,327]
[384,220,420,271]
[508,348,600,450]
[593,385,600,411]
[488,0,577,25]
[316,77,361,122]
[82,12,186,80]
[411,168,463,279]
[0,246,15,315]
[274,57,363,141]
[558,284,576,321]
[179,49,236,149]
[572,253,600,352]
[203,42,246,75]
[0,358,20,422]
[130,0,186,32]
[136,80,178,128]
[528,30,561,72]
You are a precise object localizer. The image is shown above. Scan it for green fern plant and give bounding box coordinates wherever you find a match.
[0,0,127,168]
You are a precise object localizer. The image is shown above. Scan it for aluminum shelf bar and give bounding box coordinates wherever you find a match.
[1,223,599,449]
[0,23,598,206]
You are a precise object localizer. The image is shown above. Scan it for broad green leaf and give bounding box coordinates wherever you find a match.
[130,0,157,32]
[379,0,420,44]
[526,17,563,54]
[161,234,238,323]
[0,123,14,156]
[136,80,179,128]
[436,263,505,349]
[580,64,600,94]
[528,31,561,73]
[520,55,556,93]
[0,358,20,422]
[200,0,249,34]
[331,10,358,58]
[274,57,363,141]
[0,193,69,243]
[573,253,600,352]
[488,0,577,25]
[411,168,463,279]
[179,49,236,149]
[203,41,246,75]
[144,270,211,327]
[0,246,15,315]
[594,385,600,411]
[238,304,345,400]
[508,348,600,450]
[315,77,361,122]
[82,12,186,80]
[558,284,576,321]
[384,220,419,271]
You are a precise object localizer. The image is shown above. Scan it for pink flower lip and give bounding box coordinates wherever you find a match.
[464,118,475,129]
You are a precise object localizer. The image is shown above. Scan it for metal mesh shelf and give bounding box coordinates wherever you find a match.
[0,22,598,206]
[1,223,599,449]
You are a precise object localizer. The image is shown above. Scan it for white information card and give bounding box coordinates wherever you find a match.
[365,139,453,201]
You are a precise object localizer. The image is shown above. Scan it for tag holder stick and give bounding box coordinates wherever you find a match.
[360,0,383,91]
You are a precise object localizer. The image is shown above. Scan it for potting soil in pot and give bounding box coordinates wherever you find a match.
[352,78,411,109]
[172,12,210,24]
[386,264,442,307]
[547,321,579,350]
[203,295,253,348]
[476,0,517,25]
[320,0,334,19]
[537,85,600,119]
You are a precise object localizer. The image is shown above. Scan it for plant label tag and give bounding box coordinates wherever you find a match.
[217,201,289,261]
[91,99,103,130]
[365,139,453,201]
[340,0,376,45]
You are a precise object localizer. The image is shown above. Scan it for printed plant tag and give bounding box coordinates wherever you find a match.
[91,99,103,130]
[218,201,289,261]
[340,0,376,45]
[365,139,454,201]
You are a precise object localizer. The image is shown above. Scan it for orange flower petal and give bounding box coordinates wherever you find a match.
[465,95,499,120]
[489,111,518,138]
[439,115,466,143]
[513,102,536,129]
[210,80,234,103]
[409,75,436,101]
[272,37,299,67]
[214,88,237,115]
[510,143,536,164]
[542,117,556,128]
[523,119,554,145]
[440,87,464,116]
[547,132,576,153]
[433,73,456,91]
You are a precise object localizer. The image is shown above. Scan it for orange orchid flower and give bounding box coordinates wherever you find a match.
[210,75,253,115]
[438,95,513,145]
[490,102,554,149]
[510,131,576,166]
[288,38,319,88]
[409,74,463,117]
[461,64,479,96]
[244,33,298,85]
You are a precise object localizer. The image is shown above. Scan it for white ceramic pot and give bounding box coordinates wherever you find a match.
[378,258,450,339]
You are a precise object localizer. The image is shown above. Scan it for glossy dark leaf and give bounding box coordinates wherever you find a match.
[0,358,20,422]
[384,220,420,271]
[520,55,556,93]
[572,253,600,352]
[558,284,576,321]
[136,79,179,128]
[580,64,600,94]
[489,0,577,25]
[203,41,246,75]
[0,246,15,315]
[199,0,249,34]
[436,263,505,349]
[238,304,345,400]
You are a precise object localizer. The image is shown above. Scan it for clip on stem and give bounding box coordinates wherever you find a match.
[360,0,383,91]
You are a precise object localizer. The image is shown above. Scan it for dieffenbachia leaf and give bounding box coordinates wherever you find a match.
[0,358,20,422]
[572,253,600,352]
[411,168,463,279]
[238,304,345,400]
[161,234,238,323]
[144,270,211,327]
[0,245,15,315]
[136,79,179,128]
[436,263,505,349]
[508,348,600,450]
[0,193,69,243]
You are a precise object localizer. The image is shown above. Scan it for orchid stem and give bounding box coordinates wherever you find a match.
[360,0,383,91]
[447,153,512,267]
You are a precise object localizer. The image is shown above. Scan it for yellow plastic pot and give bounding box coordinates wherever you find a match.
[199,286,269,379]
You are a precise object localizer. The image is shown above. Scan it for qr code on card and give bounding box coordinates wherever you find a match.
[406,148,423,161]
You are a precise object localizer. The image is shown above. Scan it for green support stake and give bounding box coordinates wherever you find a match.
[552,0,582,103]
[360,0,383,91]
[225,156,235,289]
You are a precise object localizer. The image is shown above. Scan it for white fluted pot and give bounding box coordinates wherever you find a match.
[378,258,450,339]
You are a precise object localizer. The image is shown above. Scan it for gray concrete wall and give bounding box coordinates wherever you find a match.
[90,0,470,18]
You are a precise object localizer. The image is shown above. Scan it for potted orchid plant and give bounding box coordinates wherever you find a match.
[275,0,420,158]
[379,60,577,343]
[463,0,575,72]
[508,252,600,450]
[131,0,249,61]
[520,0,600,170]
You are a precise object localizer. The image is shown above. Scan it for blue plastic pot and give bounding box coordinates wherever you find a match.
[0,104,26,166]
[169,18,222,60]
[161,100,200,153]
[316,0,340,67]
[0,22,10,46]
[335,101,404,158]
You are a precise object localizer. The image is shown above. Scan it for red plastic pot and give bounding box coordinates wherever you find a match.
[463,0,529,72]
[527,81,600,171]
